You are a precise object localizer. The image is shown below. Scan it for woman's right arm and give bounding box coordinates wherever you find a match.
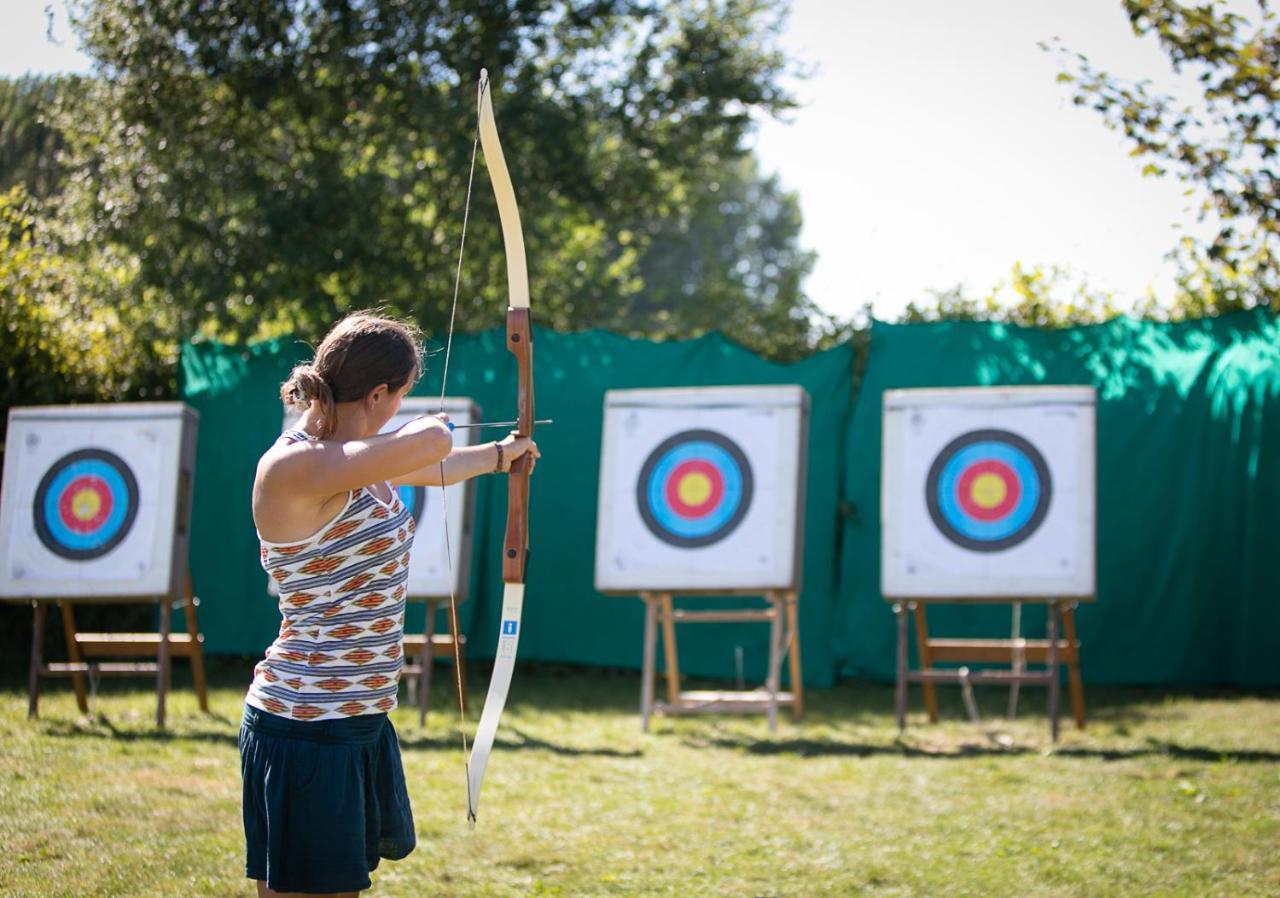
[260,417,453,500]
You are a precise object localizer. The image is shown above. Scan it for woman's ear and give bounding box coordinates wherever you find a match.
[365,383,390,407]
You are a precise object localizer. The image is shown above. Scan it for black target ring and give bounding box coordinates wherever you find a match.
[925,428,1052,553]
[33,448,140,560]
[636,429,754,548]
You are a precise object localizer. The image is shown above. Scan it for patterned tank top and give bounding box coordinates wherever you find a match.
[245,430,415,721]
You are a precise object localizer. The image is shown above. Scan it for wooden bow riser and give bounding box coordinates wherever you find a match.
[502,306,533,583]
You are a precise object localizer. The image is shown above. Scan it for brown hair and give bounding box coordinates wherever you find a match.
[281,311,424,438]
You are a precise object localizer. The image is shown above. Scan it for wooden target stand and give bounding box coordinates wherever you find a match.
[401,598,468,725]
[637,590,803,732]
[26,569,209,727]
[891,597,1086,742]
[1,402,210,729]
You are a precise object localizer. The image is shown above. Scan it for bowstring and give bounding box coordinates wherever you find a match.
[433,73,485,817]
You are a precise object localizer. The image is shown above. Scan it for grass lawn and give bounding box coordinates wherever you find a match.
[1,659,1277,897]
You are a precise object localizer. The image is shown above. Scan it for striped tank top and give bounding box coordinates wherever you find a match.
[245,430,415,721]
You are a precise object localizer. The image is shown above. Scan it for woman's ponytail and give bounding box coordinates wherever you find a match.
[280,363,338,438]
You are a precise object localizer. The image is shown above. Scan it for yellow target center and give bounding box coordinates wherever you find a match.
[677,473,713,507]
[72,489,102,521]
[970,473,1008,509]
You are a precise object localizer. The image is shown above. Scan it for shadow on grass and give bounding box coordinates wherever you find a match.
[689,732,1280,764]
[10,661,1278,763]
[397,724,643,759]
[36,713,239,745]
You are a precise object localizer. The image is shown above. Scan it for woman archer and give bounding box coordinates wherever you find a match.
[239,310,538,897]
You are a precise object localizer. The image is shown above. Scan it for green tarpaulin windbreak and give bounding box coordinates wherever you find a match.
[181,310,1280,689]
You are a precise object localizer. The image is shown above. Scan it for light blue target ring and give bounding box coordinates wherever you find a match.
[42,458,133,551]
[935,441,1040,543]
[646,441,743,539]
[396,484,426,527]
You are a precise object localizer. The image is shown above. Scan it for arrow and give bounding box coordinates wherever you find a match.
[446,418,553,431]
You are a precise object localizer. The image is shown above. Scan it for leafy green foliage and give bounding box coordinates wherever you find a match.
[1054,0,1279,316]
[901,263,1125,328]
[0,184,177,433]
[43,0,821,361]
[0,76,71,198]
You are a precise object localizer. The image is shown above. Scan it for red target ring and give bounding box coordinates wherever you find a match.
[955,460,1020,521]
[58,475,115,533]
[663,459,725,518]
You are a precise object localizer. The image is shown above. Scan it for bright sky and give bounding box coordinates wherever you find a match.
[2,1,1229,321]
[752,0,1221,320]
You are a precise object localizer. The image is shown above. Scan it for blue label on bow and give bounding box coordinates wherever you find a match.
[502,620,518,637]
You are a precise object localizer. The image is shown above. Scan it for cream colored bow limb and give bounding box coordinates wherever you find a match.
[463,67,536,826]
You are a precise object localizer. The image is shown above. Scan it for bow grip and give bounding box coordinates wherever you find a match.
[502,307,534,583]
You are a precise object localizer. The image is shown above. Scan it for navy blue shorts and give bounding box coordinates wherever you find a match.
[239,704,416,894]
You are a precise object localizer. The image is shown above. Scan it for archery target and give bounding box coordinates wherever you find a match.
[925,429,1051,552]
[881,387,1096,599]
[596,386,809,592]
[34,448,140,560]
[276,396,478,600]
[636,429,754,548]
[0,404,198,600]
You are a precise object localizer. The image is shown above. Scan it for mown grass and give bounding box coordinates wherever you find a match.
[1,659,1277,897]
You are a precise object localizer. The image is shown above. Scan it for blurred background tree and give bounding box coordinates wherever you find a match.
[1054,0,1277,319]
[4,0,828,376]
[5,1,1277,413]
[901,263,1124,328]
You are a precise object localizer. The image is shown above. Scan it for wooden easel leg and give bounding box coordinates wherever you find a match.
[184,573,209,713]
[640,593,657,732]
[894,603,908,735]
[913,603,940,723]
[28,601,45,720]
[58,602,89,714]
[419,600,436,727]
[1047,601,1061,742]
[1063,603,1086,730]
[156,598,171,729]
[659,593,680,708]
[785,592,804,720]
[765,592,784,732]
[1007,602,1024,720]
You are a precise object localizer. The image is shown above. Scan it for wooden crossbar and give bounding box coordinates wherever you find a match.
[44,662,161,676]
[924,639,1079,665]
[70,633,202,657]
[909,669,1054,685]
[402,633,467,654]
[659,689,800,715]
[664,609,777,624]
[27,570,210,727]
[400,599,468,725]
[637,590,803,732]
[892,599,1087,742]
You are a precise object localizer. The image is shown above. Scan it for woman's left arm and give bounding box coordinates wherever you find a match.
[394,435,539,487]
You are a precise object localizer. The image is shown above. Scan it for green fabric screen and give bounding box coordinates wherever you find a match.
[181,310,1280,689]
[838,309,1280,687]
[180,328,854,689]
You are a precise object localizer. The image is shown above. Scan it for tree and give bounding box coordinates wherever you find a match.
[45,0,822,358]
[900,263,1123,328]
[0,183,175,423]
[0,76,72,198]
[622,153,829,360]
[1055,0,1279,317]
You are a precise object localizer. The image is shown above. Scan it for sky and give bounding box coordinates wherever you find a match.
[1,1,1232,321]
[751,0,1220,320]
